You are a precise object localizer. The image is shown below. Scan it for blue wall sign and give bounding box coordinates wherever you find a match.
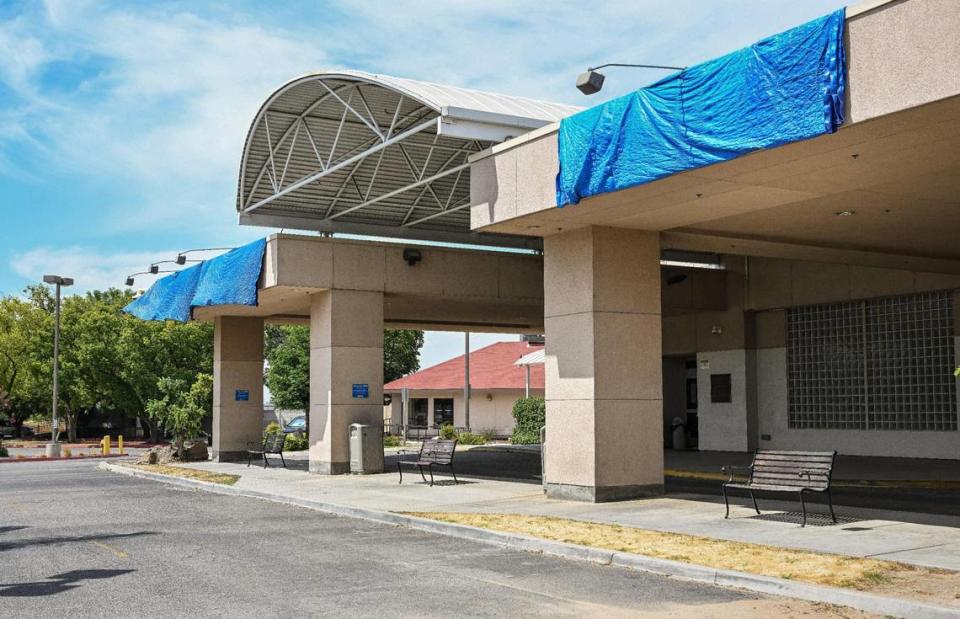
[352,383,369,399]
[235,389,250,402]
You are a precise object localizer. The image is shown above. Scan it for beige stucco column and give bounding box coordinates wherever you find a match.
[543,227,664,501]
[308,289,384,474]
[211,316,264,462]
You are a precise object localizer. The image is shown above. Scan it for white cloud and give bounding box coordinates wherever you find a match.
[10,245,182,295]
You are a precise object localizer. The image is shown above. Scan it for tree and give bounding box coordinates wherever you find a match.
[145,372,212,454]
[114,314,213,441]
[0,290,53,437]
[265,326,424,410]
[0,286,213,441]
[384,329,425,383]
[264,325,310,411]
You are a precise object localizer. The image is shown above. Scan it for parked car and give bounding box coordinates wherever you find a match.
[283,416,306,434]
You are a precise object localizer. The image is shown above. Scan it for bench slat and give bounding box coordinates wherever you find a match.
[727,483,827,493]
[756,449,833,458]
[752,476,830,487]
[753,453,834,463]
[752,462,832,472]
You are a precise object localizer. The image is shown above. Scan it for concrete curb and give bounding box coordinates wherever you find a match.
[99,463,960,619]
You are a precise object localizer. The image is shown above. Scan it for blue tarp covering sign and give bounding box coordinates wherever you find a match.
[123,237,267,322]
[556,9,846,206]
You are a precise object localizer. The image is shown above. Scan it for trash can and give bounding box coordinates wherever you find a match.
[670,417,687,450]
[349,423,384,474]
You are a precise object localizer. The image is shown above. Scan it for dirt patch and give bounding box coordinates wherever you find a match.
[408,512,960,606]
[122,463,239,486]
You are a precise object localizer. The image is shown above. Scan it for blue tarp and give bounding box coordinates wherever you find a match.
[123,237,266,322]
[557,9,846,206]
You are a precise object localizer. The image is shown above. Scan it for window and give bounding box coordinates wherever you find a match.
[787,291,957,431]
[433,398,454,427]
[410,399,428,428]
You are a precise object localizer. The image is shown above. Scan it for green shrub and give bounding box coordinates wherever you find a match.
[0,445,8,458]
[383,434,402,448]
[284,432,308,451]
[511,397,545,444]
[263,421,282,441]
[456,431,487,445]
[438,424,458,440]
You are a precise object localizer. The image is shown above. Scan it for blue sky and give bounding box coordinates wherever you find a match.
[1,0,845,367]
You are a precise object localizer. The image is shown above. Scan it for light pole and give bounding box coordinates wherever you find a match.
[42,274,73,457]
[464,332,470,432]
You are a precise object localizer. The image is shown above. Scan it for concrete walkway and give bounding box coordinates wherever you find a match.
[179,451,960,572]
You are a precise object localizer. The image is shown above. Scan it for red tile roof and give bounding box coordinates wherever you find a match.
[385,341,544,391]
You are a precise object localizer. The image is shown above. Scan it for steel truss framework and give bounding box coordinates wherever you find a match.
[237,72,577,248]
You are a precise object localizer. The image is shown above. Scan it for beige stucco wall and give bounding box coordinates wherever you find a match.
[755,345,960,460]
[383,388,542,437]
[673,258,960,459]
[469,0,960,243]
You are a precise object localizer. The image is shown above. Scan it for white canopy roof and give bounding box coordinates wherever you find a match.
[514,347,545,366]
[237,70,580,248]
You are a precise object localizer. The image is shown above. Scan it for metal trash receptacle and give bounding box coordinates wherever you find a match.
[349,423,384,474]
[671,417,686,450]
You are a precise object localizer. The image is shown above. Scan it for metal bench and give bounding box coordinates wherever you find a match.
[397,439,458,486]
[722,449,837,527]
[247,432,286,468]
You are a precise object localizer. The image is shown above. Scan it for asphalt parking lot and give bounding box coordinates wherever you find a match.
[0,460,871,618]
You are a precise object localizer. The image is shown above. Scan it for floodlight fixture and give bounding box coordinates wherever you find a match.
[125,270,171,287]
[175,247,232,265]
[576,63,685,95]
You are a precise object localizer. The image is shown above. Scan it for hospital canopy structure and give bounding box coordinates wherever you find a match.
[128,0,960,501]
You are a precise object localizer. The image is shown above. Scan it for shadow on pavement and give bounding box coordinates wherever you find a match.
[0,526,29,535]
[0,569,135,597]
[0,530,156,553]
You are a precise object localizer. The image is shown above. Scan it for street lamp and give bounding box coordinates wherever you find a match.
[576,63,685,95]
[42,274,73,457]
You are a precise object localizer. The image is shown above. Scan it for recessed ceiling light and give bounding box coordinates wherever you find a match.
[835,210,856,217]
[527,225,541,230]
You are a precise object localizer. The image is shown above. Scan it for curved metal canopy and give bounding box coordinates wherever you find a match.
[237,70,580,248]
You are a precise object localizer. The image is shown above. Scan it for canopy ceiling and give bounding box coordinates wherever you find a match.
[237,70,579,248]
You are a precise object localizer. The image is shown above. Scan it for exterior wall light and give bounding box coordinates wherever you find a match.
[576,63,685,95]
[125,270,171,286]
[402,248,422,266]
[175,247,231,264]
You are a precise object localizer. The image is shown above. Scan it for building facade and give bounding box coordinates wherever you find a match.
[384,341,545,438]
[139,0,960,502]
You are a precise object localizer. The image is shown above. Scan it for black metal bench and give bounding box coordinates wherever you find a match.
[247,432,286,468]
[397,439,458,486]
[722,449,837,527]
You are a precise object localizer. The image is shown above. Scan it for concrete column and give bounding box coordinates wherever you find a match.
[543,227,664,502]
[212,316,264,462]
[308,289,384,474]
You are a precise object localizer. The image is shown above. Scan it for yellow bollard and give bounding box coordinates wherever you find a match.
[102,435,110,456]
[118,435,124,455]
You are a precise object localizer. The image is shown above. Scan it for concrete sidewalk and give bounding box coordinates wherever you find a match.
[178,452,960,572]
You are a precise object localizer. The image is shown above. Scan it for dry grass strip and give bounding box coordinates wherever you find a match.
[125,463,239,486]
[407,512,959,594]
